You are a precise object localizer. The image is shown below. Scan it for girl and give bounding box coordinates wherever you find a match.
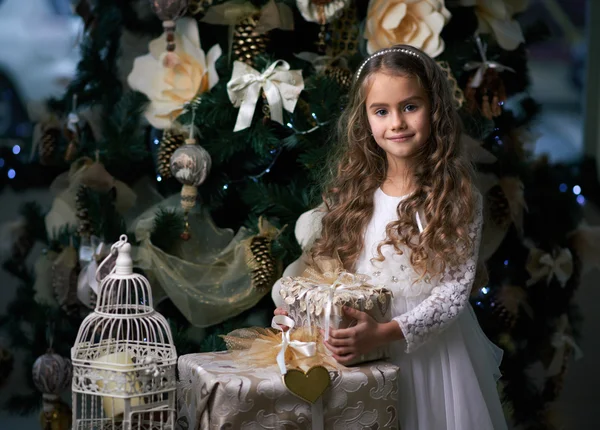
[274,44,506,430]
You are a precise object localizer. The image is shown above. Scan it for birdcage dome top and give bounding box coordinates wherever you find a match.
[94,235,155,316]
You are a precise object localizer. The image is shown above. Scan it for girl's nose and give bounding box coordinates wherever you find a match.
[391,112,406,131]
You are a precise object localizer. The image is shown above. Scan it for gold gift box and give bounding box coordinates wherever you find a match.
[177,352,400,430]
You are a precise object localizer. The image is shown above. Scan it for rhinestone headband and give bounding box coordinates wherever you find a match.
[355,48,421,81]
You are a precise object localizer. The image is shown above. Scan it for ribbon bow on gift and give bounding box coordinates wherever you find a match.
[526,247,573,287]
[464,34,515,88]
[546,314,583,377]
[271,315,316,375]
[226,60,304,131]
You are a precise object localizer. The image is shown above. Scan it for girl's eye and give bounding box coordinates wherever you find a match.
[404,104,418,112]
[375,109,388,116]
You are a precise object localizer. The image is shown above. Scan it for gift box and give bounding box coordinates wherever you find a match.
[279,257,393,365]
[177,351,400,430]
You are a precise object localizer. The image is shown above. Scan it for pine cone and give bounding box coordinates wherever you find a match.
[487,185,511,227]
[324,66,353,91]
[245,218,281,292]
[157,129,185,179]
[232,13,270,68]
[493,284,527,330]
[248,236,278,292]
[75,185,93,237]
[38,123,61,166]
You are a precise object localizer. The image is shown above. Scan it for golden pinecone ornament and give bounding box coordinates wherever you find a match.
[487,185,511,228]
[232,13,270,68]
[324,66,353,91]
[157,129,185,179]
[38,122,61,166]
[75,185,93,237]
[245,217,282,292]
[493,284,528,330]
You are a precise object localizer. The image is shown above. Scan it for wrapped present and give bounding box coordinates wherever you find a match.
[280,256,393,365]
[177,351,400,430]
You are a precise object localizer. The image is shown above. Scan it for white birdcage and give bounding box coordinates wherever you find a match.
[71,235,177,430]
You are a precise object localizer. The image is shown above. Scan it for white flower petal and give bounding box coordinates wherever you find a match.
[382,3,407,30]
[177,17,201,50]
[206,44,223,90]
[487,17,525,50]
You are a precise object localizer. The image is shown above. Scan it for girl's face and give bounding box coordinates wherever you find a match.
[365,72,431,166]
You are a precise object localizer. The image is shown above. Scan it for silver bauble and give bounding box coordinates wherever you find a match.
[149,0,188,21]
[170,143,211,187]
[32,351,72,395]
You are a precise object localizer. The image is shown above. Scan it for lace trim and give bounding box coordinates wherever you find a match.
[394,192,483,353]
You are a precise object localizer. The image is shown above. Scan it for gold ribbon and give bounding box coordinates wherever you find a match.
[220,316,341,373]
[464,34,515,88]
[226,60,304,132]
[526,247,573,287]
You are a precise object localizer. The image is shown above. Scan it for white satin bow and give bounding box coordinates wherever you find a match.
[526,247,573,287]
[271,315,316,375]
[464,34,515,88]
[226,60,304,132]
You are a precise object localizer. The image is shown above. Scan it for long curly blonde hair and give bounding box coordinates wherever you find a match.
[311,45,476,277]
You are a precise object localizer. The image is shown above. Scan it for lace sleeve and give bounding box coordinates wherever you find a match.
[393,192,483,353]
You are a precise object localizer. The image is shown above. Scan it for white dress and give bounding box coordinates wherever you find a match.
[354,187,507,430]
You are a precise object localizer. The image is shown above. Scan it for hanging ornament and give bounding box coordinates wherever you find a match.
[486,185,511,228]
[51,241,81,314]
[0,347,14,389]
[63,95,81,162]
[232,12,271,68]
[32,349,73,426]
[245,217,282,292]
[464,35,515,120]
[157,129,185,179]
[169,109,211,240]
[149,0,189,68]
[437,61,465,109]
[39,399,71,430]
[297,0,350,53]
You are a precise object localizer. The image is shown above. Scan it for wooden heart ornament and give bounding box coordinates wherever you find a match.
[283,366,331,404]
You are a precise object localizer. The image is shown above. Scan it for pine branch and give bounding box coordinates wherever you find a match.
[150,207,184,255]
[4,393,41,416]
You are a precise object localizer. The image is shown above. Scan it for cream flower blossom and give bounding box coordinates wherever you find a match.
[459,0,528,50]
[364,0,451,57]
[127,17,222,129]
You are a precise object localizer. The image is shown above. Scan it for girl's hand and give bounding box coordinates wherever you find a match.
[274,307,290,331]
[324,306,402,365]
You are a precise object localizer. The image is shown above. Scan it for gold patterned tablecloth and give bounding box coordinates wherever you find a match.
[177,352,400,430]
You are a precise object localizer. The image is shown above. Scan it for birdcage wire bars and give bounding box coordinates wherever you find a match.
[72,235,177,430]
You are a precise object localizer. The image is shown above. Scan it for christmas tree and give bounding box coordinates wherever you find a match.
[0,0,595,428]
